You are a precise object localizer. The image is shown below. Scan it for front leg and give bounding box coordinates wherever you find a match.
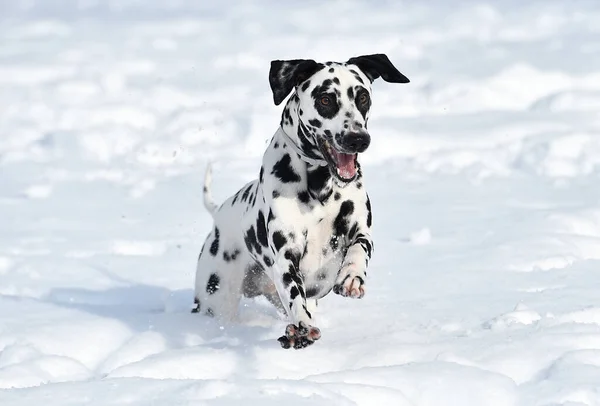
[333,233,372,298]
[269,233,321,349]
[334,195,374,299]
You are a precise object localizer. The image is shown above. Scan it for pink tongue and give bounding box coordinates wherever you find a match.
[332,151,357,179]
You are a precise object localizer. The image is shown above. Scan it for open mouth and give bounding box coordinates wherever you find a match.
[319,140,358,182]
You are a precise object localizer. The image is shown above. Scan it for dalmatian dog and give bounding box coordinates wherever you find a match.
[193,54,409,349]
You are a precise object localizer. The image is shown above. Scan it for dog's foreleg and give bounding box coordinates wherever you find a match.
[333,195,373,298]
[268,240,321,349]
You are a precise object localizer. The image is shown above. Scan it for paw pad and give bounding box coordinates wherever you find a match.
[278,321,321,349]
[333,275,365,298]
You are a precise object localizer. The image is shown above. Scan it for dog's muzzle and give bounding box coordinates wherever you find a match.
[339,131,370,154]
[320,131,371,182]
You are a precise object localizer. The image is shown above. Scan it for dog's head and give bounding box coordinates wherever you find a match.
[269,54,409,182]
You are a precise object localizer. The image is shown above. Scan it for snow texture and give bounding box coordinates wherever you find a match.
[2,0,600,404]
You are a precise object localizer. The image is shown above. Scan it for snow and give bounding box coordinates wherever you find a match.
[2,0,600,404]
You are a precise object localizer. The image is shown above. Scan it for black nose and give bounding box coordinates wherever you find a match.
[341,132,370,153]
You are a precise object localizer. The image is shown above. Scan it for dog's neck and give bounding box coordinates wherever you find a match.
[279,93,327,166]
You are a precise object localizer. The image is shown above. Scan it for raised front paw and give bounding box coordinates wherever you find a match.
[277,321,321,350]
[333,274,365,298]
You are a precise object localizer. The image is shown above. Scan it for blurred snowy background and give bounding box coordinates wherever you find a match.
[2,1,600,404]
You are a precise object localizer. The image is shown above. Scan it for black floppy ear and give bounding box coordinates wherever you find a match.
[269,59,321,105]
[347,54,410,84]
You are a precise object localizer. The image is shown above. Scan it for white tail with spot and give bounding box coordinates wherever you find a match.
[203,163,219,217]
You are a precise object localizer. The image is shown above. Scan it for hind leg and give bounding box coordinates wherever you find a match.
[193,227,245,321]
[242,264,286,314]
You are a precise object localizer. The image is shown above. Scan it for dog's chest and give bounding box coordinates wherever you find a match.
[296,199,349,296]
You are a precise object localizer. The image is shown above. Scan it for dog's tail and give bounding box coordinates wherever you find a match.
[203,163,219,217]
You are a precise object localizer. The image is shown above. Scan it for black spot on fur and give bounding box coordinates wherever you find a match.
[191,297,201,313]
[366,196,372,227]
[333,200,354,238]
[206,273,220,295]
[308,118,322,128]
[349,222,358,240]
[290,286,300,300]
[334,132,343,144]
[356,181,362,189]
[273,231,287,251]
[307,165,331,195]
[268,209,275,224]
[256,211,268,247]
[281,105,294,127]
[317,271,327,280]
[347,87,354,100]
[231,190,241,206]
[244,226,262,255]
[298,285,306,299]
[328,67,334,73]
[243,238,251,253]
[301,80,311,92]
[348,69,365,85]
[330,236,339,251]
[209,227,220,256]
[259,166,264,183]
[263,255,273,267]
[206,307,214,317]
[354,235,373,259]
[271,154,301,183]
[287,264,303,285]
[274,142,279,149]
[333,77,340,85]
[298,191,310,204]
[297,123,320,159]
[241,184,252,202]
[284,249,300,269]
[334,192,341,200]
[272,190,280,199]
[283,272,293,287]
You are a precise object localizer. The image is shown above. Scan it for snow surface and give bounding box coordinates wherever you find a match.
[2,0,600,404]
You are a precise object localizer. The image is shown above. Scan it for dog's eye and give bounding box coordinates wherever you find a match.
[359,93,369,106]
[320,96,331,106]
